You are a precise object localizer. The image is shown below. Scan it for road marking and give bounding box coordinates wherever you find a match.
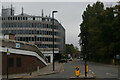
[70,76,73,78]
[60,69,64,72]
[92,72,95,74]
[89,70,92,72]
[106,72,117,77]
[70,76,75,78]
[106,72,111,75]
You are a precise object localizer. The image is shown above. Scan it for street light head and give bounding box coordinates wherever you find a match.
[52,11,58,13]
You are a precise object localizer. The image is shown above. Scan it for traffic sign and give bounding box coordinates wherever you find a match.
[75,67,79,71]
[16,43,20,48]
[74,66,80,77]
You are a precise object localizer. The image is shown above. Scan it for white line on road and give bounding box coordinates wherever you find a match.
[106,72,117,77]
[89,70,92,72]
[92,72,95,74]
[106,72,111,75]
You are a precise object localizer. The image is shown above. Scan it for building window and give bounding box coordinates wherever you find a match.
[23,17,25,20]
[26,17,28,20]
[15,17,17,20]
[10,17,12,20]
[8,17,10,20]
[8,58,14,68]
[18,17,20,20]
[33,17,35,20]
[13,17,15,20]
[16,57,22,67]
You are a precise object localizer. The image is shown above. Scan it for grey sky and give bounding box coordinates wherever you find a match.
[1,1,118,50]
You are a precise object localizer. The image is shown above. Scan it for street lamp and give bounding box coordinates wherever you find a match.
[52,10,58,71]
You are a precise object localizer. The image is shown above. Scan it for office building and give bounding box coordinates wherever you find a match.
[1,5,65,62]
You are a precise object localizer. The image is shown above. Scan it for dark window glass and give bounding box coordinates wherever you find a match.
[16,57,21,67]
[8,58,14,68]
[8,17,10,20]
[23,17,25,20]
[15,17,17,20]
[10,17,12,20]
[13,17,15,20]
[42,18,45,21]
[26,17,28,20]
[18,17,20,20]
[33,17,35,20]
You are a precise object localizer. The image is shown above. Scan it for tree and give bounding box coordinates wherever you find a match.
[79,1,120,64]
[65,44,80,58]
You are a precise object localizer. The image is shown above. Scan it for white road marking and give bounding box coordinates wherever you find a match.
[106,72,111,75]
[92,72,95,74]
[89,70,92,72]
[106,72,117,77]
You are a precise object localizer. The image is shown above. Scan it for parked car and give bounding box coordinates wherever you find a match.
[58,59,67,63]
[69,58,73,61]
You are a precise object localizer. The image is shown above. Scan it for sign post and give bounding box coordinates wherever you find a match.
[7,49,10,79]
[75,66,80,77]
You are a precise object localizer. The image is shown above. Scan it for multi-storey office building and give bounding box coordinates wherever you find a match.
[1,5,65,63]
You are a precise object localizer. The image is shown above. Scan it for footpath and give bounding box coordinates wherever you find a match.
[2,62,63,80]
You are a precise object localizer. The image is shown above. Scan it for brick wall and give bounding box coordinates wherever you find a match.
[2,53,46,75]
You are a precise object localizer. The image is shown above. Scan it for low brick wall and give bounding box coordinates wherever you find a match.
[1,39,47,75]
[2,53,46,75]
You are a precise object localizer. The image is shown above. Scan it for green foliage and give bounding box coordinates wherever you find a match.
[65,44,79,57]
[79,1,120,64]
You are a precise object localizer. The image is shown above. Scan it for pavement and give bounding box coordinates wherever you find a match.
[2,62,64,79]
[2,60,98,79]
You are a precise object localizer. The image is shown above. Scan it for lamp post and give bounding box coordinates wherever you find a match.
[52,10,58,71]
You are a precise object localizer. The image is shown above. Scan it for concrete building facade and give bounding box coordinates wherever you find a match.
[1,5,65,63]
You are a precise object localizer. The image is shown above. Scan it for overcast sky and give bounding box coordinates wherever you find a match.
[0,0,119,50]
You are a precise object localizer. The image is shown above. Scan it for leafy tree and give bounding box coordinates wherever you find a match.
[79,1,120,64]
[65,44,80,58]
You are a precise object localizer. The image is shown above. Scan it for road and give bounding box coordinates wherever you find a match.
[88,61,118,78]
[38,60,85,78]
[37,59,119,79]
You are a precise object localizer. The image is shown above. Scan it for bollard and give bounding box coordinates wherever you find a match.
[86,65,88,73]
[75,66,80,77]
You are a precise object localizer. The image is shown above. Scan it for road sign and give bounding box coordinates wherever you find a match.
[16,43,20,48]
[75,66,80,77]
